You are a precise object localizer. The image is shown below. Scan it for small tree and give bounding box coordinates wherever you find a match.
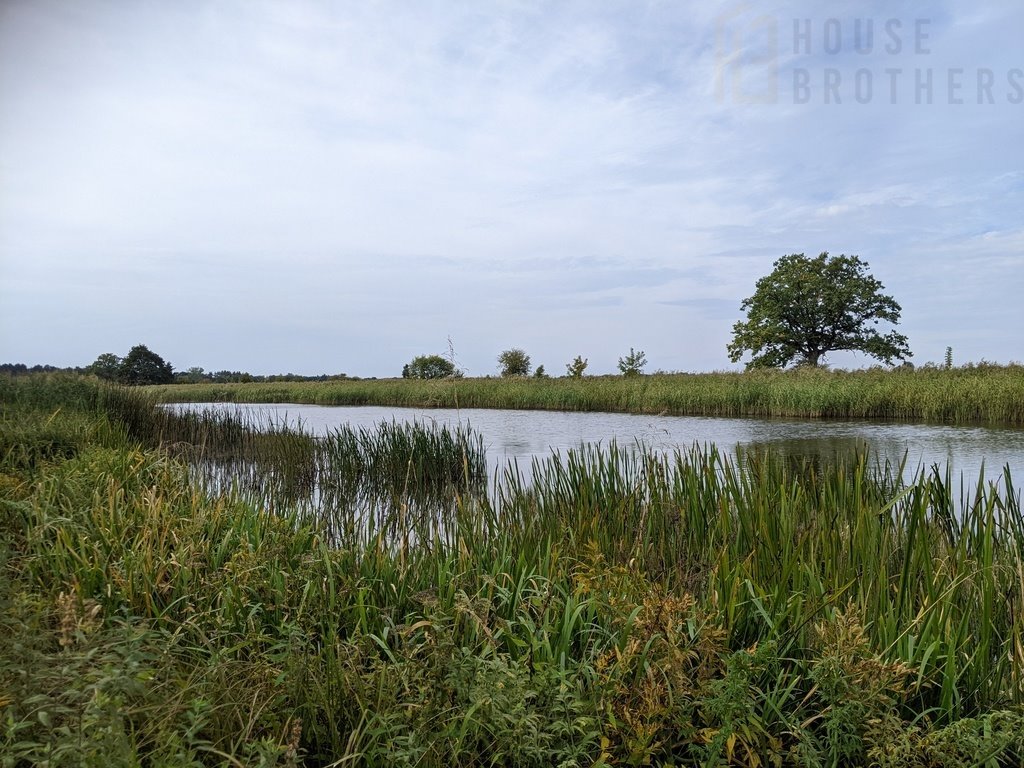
[118,344,174,385]
[533,365,548,379]
[403,354,457,379]
[177,366,208,384]
[88,352,121,381]
[727,252,911,369]
[498,348,531,377]
[566,356,588,378]
[618,348,647,376]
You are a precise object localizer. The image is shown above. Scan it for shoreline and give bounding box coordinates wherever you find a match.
[145,365,1024,426]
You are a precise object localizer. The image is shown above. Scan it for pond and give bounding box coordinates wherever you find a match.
[167,403,1024,483]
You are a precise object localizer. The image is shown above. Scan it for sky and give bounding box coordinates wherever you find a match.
[1,0,1022,377]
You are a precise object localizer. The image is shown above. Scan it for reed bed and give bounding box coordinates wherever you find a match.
[3,374,1024,766]
[100,387,488,543]
[148,363,1024,426]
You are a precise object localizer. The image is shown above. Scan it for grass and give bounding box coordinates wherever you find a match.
[2,373,1024,766]
[147,363,1024,425]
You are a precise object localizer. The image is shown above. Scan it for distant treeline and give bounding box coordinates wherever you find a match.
[0,362,360,384]
[173,369,359,384]
[0,363,86,376]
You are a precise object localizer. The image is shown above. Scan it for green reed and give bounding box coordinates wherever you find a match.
[148,363,1024,425]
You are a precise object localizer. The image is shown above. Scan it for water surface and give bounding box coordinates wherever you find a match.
[168,403,1024,483]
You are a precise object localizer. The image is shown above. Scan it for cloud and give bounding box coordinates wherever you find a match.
[659,298,739,321]
[1,1,1022,374]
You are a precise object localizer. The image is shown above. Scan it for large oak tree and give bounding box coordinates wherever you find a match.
[727,253,911,369]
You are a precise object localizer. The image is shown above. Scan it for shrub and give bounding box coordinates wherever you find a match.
[403,354,458,379]
[617,348,647,376]
[565,356,588,378]
[497,348,531,377]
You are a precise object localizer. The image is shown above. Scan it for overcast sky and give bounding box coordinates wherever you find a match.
[1,1,1021,376]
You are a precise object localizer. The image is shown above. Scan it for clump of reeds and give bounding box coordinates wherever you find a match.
[91,382,485,511]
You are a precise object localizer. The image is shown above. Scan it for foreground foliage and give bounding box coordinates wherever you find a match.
[2,374,1024,766]
[150,363,1024,425]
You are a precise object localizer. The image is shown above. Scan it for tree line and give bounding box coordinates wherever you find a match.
[6,254,917,385]
[402,348,651,380]
[404,252,912,378]
[86,346,351,385]
[1,346,354,386]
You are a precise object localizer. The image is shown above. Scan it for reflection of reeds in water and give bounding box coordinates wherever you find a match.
[735,438,907,497]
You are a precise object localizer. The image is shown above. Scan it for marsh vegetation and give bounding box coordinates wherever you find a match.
[150,363,1024,425]
[3,374,1024,765]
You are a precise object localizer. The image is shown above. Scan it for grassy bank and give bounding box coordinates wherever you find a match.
[148,364,1024,425]
[3,374,1024,765]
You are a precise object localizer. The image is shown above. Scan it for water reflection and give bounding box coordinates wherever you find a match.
[737,436,870,474]
[164,413,488,546]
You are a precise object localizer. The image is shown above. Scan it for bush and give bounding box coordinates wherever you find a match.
[403,355,458,379]
[565,356,588,378]
[497,348,531,377]
[617,348,647,376]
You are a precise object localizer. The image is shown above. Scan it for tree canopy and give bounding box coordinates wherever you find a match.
[727,252,911,369]
[617,348,647,376]
[87,353,122,381]
[403,354,458,379]
[497,348,531,377]
[118,345,174,385]
[566,356,589,378]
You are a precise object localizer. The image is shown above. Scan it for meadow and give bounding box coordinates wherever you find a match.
[149,363,1024,425]
[2,374,1024,766]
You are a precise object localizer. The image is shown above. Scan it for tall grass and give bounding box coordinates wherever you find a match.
[148,363,1024,425]
[3,373,1024,766]
[102,387,488,545]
